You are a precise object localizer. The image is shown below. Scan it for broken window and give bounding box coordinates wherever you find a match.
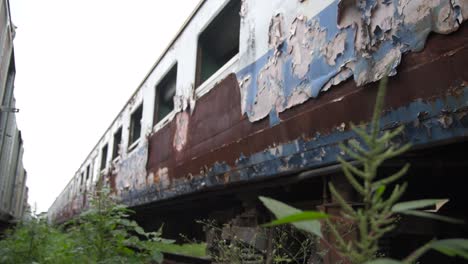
[195,0,241,87]
[100,144,108,171]
[129,104,143,147]
[112,127,122,160]
[154,64,177,126]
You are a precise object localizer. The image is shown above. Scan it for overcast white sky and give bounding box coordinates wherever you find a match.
[9,0,200,213]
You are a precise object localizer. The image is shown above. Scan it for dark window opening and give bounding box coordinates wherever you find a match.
[80,172,84,192]
[112,127,123,160]
[86,165,90,180]
[129,105,143,147]
[154,64,177,126]
[100,144,108,170]
[195,0,241,87]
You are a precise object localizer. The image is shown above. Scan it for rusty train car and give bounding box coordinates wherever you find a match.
[49,0,468,262]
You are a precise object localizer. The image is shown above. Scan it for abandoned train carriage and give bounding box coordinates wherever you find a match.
[49,0,468,261]
[0,0,29,230]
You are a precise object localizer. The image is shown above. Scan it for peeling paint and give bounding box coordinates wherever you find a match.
[323,66,353,92]
[237,0,467,124]
[322,30,347,66]
[252,56,285,122]
[268,13,285,53]
[369,1,396,45]
[154,167,170,190]
[400,0,458,34]
[284,86,311,110]
[240,0,248,18]
[238,75,252,114]
[114,143,148,197]
[453,0,468,22]
[337,122,346,132]
[438,109,454,128]
[174,84,195,113]
[355,42,402,84]
[288,16,327,79]
[173,111,190,152]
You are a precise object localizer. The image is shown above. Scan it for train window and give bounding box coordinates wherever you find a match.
[129,104,143,148]
[80,172,84,191]
[100,144,108,171]
[195,0,241,88]
[112,127,123,160]
[154,64,177,126]
[86,165,90,181]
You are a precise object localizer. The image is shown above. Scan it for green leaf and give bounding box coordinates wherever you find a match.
[375,185,386,196]
[124,236,140,246]
[259,196,323,238]
[392,199,448,212]
[152,236,176,244]
[134,226,146,236]
[364,258,403,264]
[430,239,468,259]
[151,249,164,263]
[397,210,464,224]
[262,211,328,227]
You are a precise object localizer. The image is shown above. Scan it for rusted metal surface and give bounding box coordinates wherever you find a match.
[132,24,468,207]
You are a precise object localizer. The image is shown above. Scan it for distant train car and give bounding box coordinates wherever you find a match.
[0,0,28,230]
[49,0,468,262]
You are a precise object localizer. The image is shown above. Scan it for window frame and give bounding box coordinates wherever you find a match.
[128,104,143,151]
[194,0,241,90]
[153,63,177,128]
[112,126,123,161]
[100,144,108,171]
[79,172,84,192]
[86,165,91,181]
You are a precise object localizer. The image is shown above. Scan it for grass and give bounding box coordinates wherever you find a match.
[153,242,208,258]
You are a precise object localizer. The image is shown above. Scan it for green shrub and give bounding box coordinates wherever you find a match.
[0,188,171,264]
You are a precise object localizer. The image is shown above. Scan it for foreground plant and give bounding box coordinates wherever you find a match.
[0,217,76,263]
[260,77,468,263]
[0,187,172,264]
[68,187,172,263]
